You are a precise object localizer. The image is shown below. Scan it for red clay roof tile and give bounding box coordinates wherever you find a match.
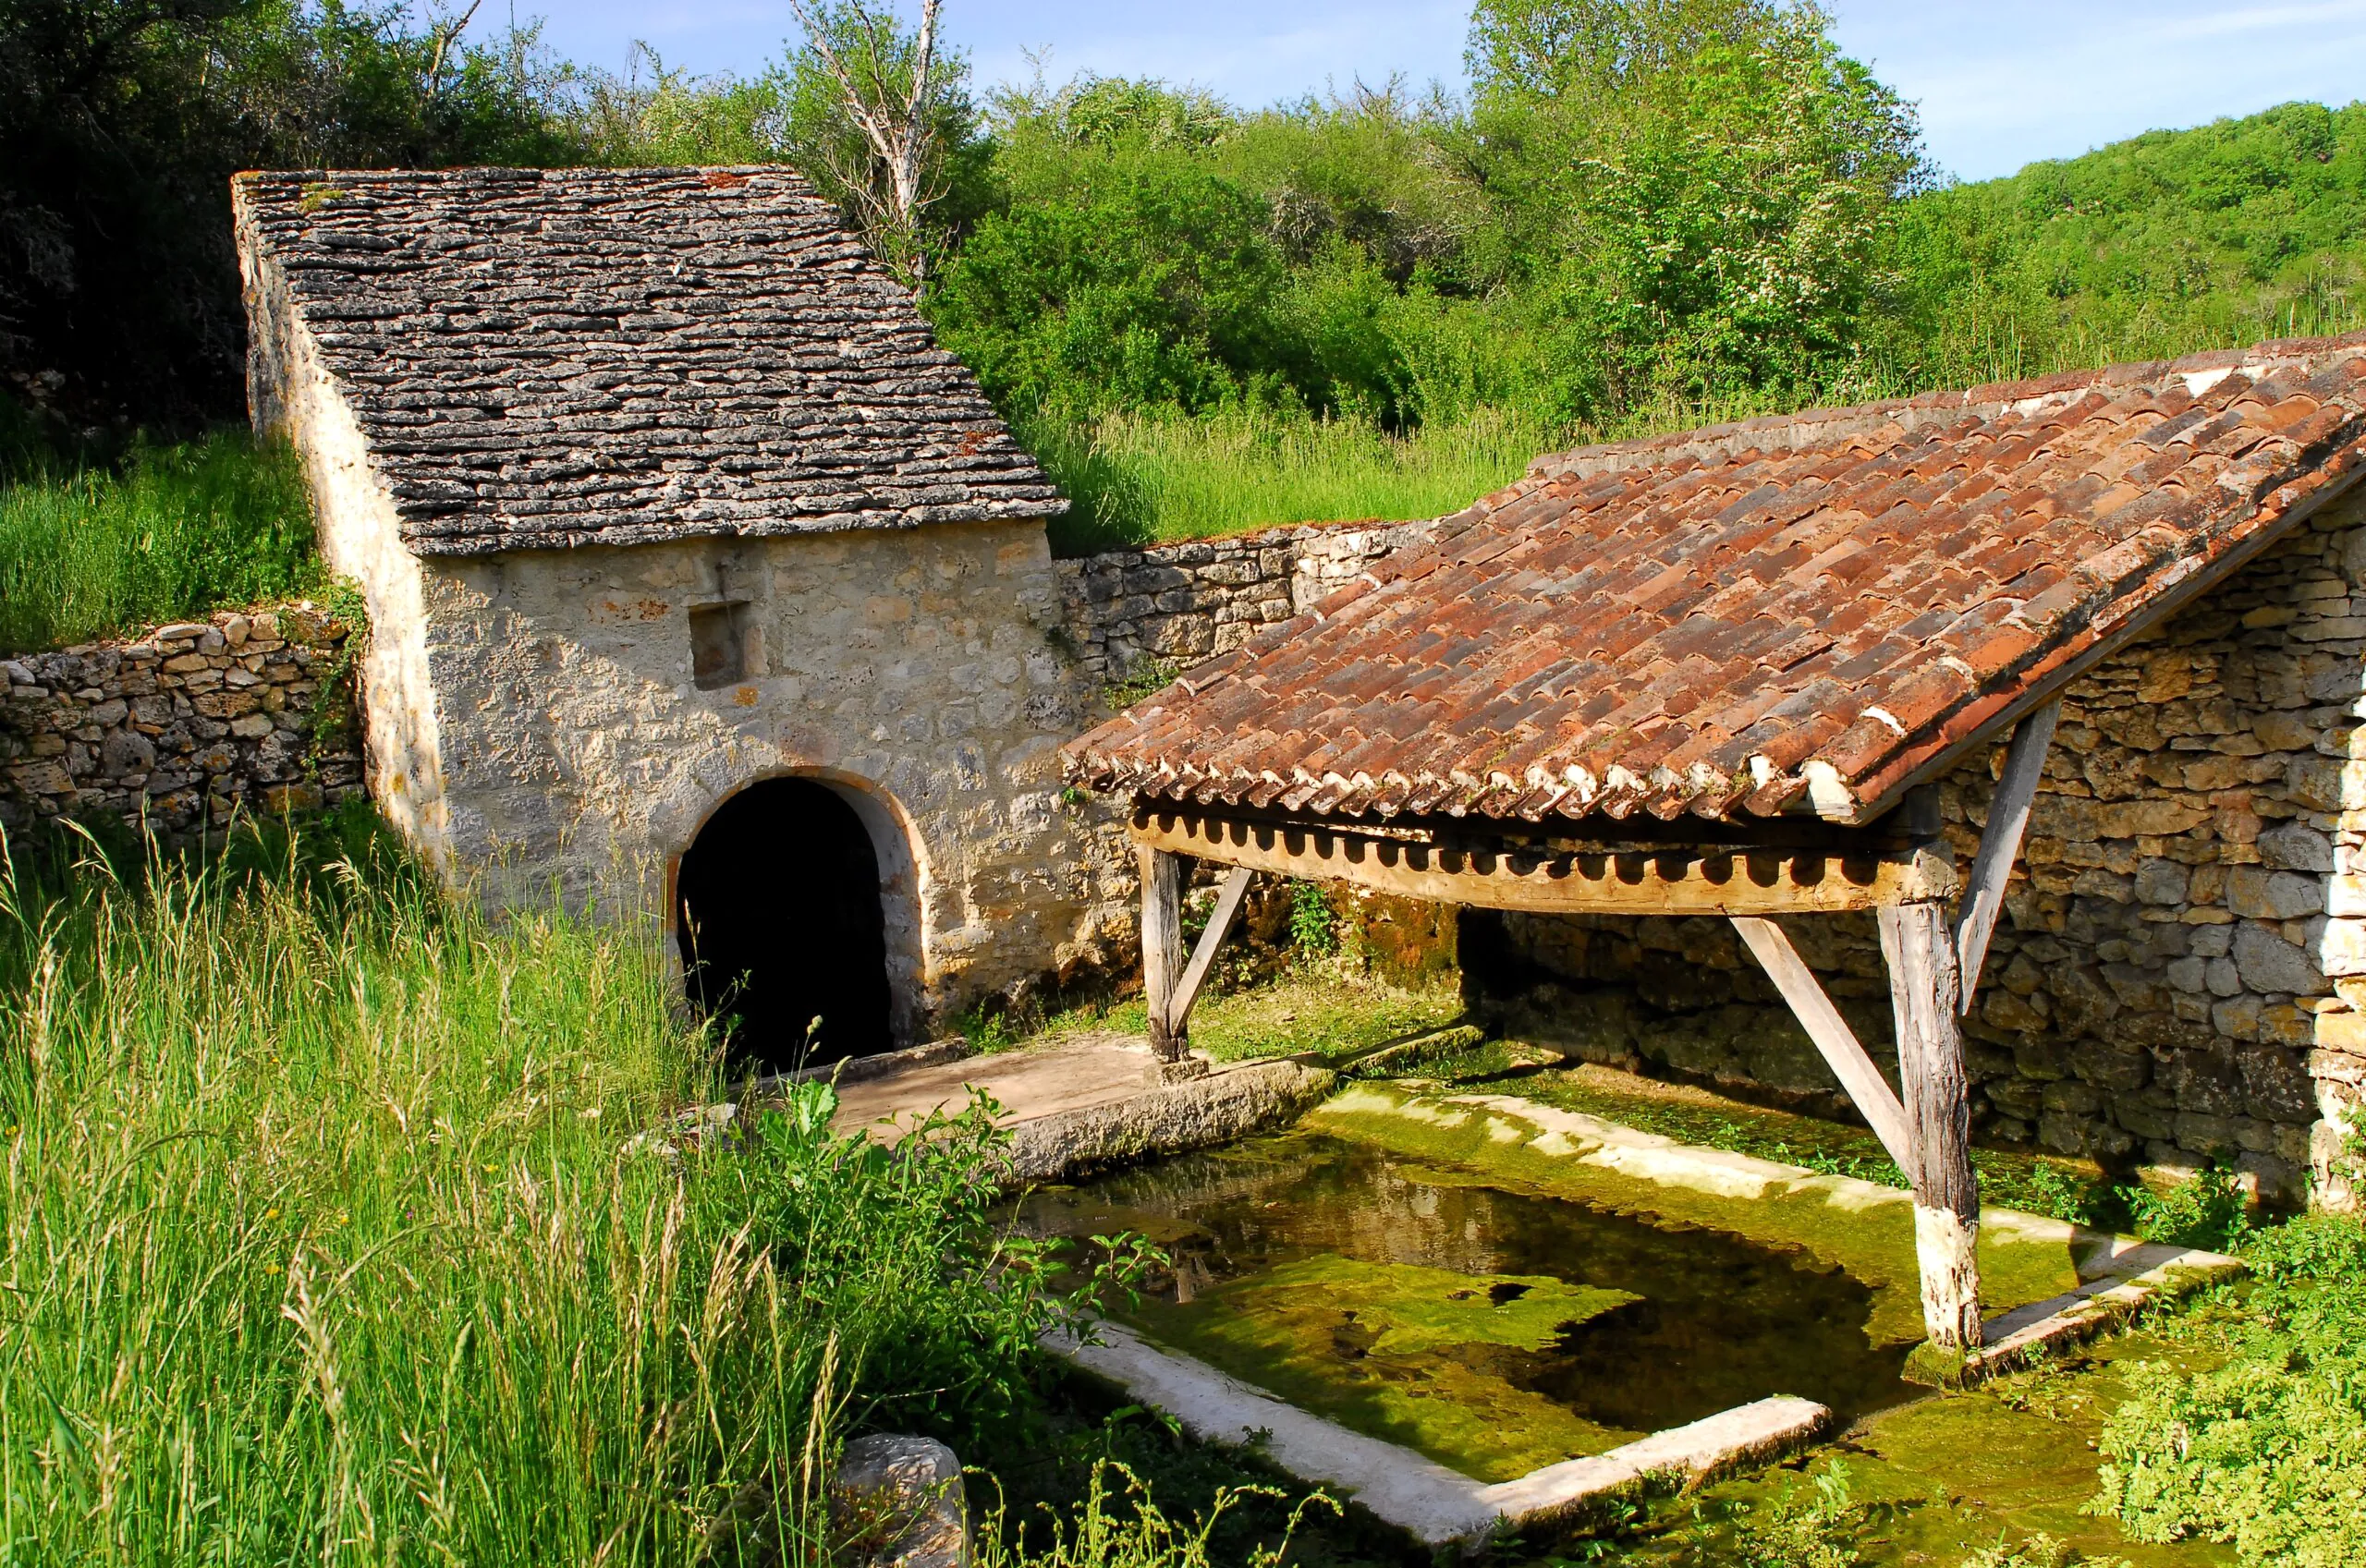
[1067,334,2366,826]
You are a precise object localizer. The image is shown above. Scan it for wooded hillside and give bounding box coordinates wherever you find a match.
[8,1,2366,543]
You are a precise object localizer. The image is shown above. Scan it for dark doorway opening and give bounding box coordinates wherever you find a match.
[676,778,895,1071]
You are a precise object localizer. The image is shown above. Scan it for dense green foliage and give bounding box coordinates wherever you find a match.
[1878,99,2366,389]
[2093,1214,2366,1567]
[0,808,1135,1562]
[18,1,2366,548]
[0,430,322,652]
[0,0,572,426]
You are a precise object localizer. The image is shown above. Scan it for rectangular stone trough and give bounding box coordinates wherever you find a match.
[1039,1086,2247,1544]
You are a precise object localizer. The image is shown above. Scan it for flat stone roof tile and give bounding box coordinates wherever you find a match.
[235,166,1062,555]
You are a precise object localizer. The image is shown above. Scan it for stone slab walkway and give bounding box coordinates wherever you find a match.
[828,1032,1165,1135]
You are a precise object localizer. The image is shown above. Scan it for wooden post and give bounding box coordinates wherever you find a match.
[1953,700,2060,1012]
[1879,899,1983,1355]
[1730,917,1915,1172]
[1169,867,1254,1038]
[1138,845,1189,1063]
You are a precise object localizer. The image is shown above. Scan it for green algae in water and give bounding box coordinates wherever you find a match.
[1145,1255,1642,1481]
[1305,1086,2086,1345]
[1220,1256,1637,1355]
[1020,1129,1921,1485]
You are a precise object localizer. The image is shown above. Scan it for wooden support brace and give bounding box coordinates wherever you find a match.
[1881,900,1984,1354]
[1168,867,1254,1037]
[1953,700,2059,1013]
[1729,917,1915,1175]
[1138,845,1189,1063]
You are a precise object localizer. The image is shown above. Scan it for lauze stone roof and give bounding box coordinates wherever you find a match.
[1066,337,2366,828]
[234,166,1062,555]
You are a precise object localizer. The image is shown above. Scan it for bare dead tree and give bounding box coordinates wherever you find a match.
[783,0,946,286]
[421,0,486,98]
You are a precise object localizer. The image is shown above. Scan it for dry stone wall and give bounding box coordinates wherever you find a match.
[1056,518,1448,684]
[0,607,364,843]
[1469,505,2366,1209]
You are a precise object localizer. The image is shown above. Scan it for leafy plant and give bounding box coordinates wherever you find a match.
[1957,1533,2129,1568]
[1726,1460,1868,1568]
[2091,1214,2366,1566]
[971,1460,1334,1568]
[2119,1161,2251,1253]
[1287,881,1337,957]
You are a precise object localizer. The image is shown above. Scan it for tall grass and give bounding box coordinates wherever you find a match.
[0,431,321,654]
[0,808,1103,1564]
[1026,407,1551,555]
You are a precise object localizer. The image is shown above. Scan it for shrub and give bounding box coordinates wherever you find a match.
[2091,1215,2366,1567]
[2119,1161,2251,1253]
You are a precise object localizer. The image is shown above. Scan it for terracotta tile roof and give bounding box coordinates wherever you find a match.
[233,167,1062,556]
[1064,336,2366,828]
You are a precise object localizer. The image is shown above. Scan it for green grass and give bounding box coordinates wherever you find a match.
[1025,407,1548,555]
[0,807,1111,1564]
[0,430,322,654]
[1023,968,1462,1064]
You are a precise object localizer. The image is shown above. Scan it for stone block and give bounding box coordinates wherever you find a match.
[2043,1079,2104,1117]
[2134,857,2189,904]
[2229,867,2324,920]
[831,1434,967,1568]
[2110,1094,2177,1141]
[2013,1039,2072,1081]
[2321,916,2366,976]
[2239,1045,2316,1122]
[2174,1111,2242,1158]
[2234,920,2323,993]
[2070,1039,2150,1089]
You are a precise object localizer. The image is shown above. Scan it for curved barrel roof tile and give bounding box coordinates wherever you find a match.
[1064,335,2366,829]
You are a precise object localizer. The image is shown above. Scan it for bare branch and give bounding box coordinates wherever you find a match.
[423,0,488,97]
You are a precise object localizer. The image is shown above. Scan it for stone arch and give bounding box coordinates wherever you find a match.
[671,768,930,1067]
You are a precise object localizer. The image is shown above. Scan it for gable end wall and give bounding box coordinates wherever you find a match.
[238,203,456,869]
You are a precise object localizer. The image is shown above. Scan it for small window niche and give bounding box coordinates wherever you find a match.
[689,600,754,689]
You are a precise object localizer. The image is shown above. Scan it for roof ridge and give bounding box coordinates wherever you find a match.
[1520,330,2366,488]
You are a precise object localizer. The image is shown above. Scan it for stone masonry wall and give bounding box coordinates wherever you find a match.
[0,607,364,843]
[1057,518,1449,685]
[1469,498,2366,1209]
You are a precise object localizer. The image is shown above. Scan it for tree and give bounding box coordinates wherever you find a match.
[781,0,966,286]
[0,0,569,431]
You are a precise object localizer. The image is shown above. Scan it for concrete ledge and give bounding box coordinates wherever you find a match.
[1003,1058,1338,1185]
[1957,1242,2246,1385]
[1048,1323,1829,1547]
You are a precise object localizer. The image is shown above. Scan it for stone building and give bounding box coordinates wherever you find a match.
[233,165,1112,1063]
[1067,337,2366,1209]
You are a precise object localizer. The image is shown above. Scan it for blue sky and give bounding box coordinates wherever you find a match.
[510,1,2366,181]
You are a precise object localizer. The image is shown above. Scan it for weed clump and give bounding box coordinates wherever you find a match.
[2091,1213,2366,1566]
[0,808,1145,1563]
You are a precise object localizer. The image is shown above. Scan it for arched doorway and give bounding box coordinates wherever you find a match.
[675,778,896,1070]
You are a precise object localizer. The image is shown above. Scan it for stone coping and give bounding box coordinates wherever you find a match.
[1048,1321,1830,1546]
[1959,1242,2244,1384]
